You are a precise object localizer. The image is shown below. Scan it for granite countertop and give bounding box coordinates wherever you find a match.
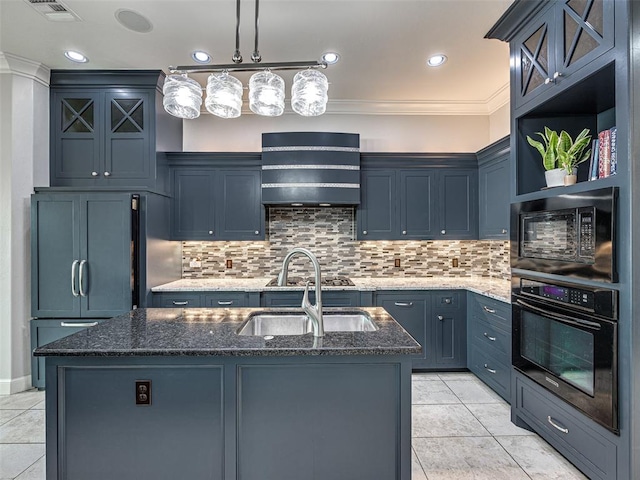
[152,277,511,303]
[33,307,422,358]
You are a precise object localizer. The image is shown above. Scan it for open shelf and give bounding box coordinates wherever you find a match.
[515,62,617,197]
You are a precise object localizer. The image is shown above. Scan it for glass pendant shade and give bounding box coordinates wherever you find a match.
[205,72,243,118]
[249,71,285,116]
[163,74,203,119]
[291,70,328,116]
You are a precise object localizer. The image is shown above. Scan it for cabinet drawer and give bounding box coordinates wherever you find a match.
[154,293,202,308]
[433,291,463,309]
[203,292,248,308]
[515,376,617,479]
[261,291,358,308]
[469,344,510,401]
[471,317,510,359]
[469,295,511,330]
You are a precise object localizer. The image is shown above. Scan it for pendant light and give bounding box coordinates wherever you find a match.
[162,74,202,119]
[205,71,243,118]
[249,70,285,116]
[291,69,329,116]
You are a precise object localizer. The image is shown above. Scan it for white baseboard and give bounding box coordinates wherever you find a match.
[0,374,33,394]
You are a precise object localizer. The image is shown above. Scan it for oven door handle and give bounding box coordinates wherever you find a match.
[515,299,602,330]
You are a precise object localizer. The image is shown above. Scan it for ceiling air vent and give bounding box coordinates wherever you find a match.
[24,0,80,21]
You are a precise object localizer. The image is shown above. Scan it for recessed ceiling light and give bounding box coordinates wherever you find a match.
[192,51,211,64]
[427,54,447,67]
[64,50,88,63]
[322,52,340,64]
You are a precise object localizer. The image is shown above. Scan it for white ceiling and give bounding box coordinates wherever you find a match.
[0,0,513,115]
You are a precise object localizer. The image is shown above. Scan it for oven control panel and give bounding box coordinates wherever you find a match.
[520,279,594,309]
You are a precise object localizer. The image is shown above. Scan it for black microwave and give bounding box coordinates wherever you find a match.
[511,187,617,282]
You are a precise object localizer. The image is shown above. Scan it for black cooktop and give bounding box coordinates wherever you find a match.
[266,276,355,287]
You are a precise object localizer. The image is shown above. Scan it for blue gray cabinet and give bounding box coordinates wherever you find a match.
[358,156,478,240]
[376,290,466,370]
[513,0,615,110]
[31,192,134,318]
[29,319,103,389]
[50,71,181,189]
[261,290,359,308]
[466,293,511,401]
[478,137,510,239]
[169,155,264,241]
[153,291,257,308]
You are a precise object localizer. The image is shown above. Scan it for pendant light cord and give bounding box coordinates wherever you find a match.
[233,0,243,63]
[252,0,262,62]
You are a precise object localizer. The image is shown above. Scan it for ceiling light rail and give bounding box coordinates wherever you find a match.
[168,60,328,75]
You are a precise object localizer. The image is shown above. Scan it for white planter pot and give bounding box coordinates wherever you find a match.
[544,168,567,188]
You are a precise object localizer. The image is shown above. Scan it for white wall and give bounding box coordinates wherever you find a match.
[489,103,511,143]
[0,53,49,394]
[184,113,493,153]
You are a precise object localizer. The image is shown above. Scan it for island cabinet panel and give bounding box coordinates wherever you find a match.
[237,363,400,480]
[58,366,224,480]
[466,293,511,401]
[30,319,104,389]
[513,0,615,110]
[31,192,133,318]
[260,290,359,307]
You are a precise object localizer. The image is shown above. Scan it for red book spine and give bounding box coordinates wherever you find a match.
[598,129,611,178]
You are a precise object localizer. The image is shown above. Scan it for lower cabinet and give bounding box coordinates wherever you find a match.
[152,291,259,308]
[466,293,512,401]
[260,290,359,308]
[376,290,466,370]
[30,319,104,389]
[513,372,618,480]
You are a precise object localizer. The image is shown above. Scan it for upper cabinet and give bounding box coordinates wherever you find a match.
[514,0,615,110]
[50,71,182,190]
[168,153,265,241]
[358,155,478,240]
[477,137,510,239]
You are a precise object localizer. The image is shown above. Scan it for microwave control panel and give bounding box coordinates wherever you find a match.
[577,208,596,258]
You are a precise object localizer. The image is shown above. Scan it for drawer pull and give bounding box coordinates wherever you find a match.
[482,305,496,314]
[217,301,234,306]
[60,322,98,328]
[172,301,189,306]
[483,332,496,341]
[444,298,452,304]
[437,315,444,321]
[394,302,413,307]
[547,416,569,434]
[483,364,496,374]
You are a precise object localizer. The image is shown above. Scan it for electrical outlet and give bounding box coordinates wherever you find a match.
[135,380,151,405]
[189,258,202,268]
[452,258,459,268]
[226,259,233,269]
[394,258,401,268]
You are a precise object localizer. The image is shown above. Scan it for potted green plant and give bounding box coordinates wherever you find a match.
[526,127,591,187]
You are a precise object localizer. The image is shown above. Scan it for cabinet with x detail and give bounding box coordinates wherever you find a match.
[49,70,181,189]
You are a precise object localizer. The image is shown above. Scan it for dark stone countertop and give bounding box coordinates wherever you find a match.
[33,307,422,357]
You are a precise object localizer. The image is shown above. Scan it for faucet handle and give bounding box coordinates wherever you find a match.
[302,281,311,309]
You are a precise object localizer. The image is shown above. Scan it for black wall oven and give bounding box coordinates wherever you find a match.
[512,276,618,433]
[511,187,617,282]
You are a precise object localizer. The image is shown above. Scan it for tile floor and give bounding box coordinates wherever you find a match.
[0,372,587,479]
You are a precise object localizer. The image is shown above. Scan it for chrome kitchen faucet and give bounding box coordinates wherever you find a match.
[277,248,324,337]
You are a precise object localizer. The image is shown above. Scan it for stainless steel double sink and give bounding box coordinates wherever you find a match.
[236,310,378,336]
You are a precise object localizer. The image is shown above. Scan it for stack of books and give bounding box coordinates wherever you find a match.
[588,126,617,180]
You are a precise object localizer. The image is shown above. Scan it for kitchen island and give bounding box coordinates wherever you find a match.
[35,307,420,480]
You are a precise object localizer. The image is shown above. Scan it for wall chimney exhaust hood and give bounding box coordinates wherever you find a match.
[261,132,360,206]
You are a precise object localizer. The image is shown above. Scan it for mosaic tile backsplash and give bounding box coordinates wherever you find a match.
[182,208,510,280]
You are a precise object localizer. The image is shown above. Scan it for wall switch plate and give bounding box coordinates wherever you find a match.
[135,380,151,405]
[189,258,202,268]
[226,259,233,269]
[394,258,401,268]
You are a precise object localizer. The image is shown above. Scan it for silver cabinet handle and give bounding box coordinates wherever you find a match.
[544,77,553,84]
[483,364,496,374]
[71,260,80,297]
[483,332,496,341]
[444,298,452,304]
[441,229,446,235]
[217,300,234,306]
[482,305,496,314]
[394,302,413,307]
[547,416,569,434]
[254,231,259,235]
[78,260,87,297]
[402,230,407,235]
[208,230,214,235]
[362,230,368,235]
[61,321,98,328]
[501,229,507,234]
[103,171,111,177]
[437,315,444,321]
[91,171,98,177]
[172,300,189,306]
[553,71,562,80]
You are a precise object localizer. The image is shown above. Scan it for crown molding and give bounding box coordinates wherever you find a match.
[0,53,50,87]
